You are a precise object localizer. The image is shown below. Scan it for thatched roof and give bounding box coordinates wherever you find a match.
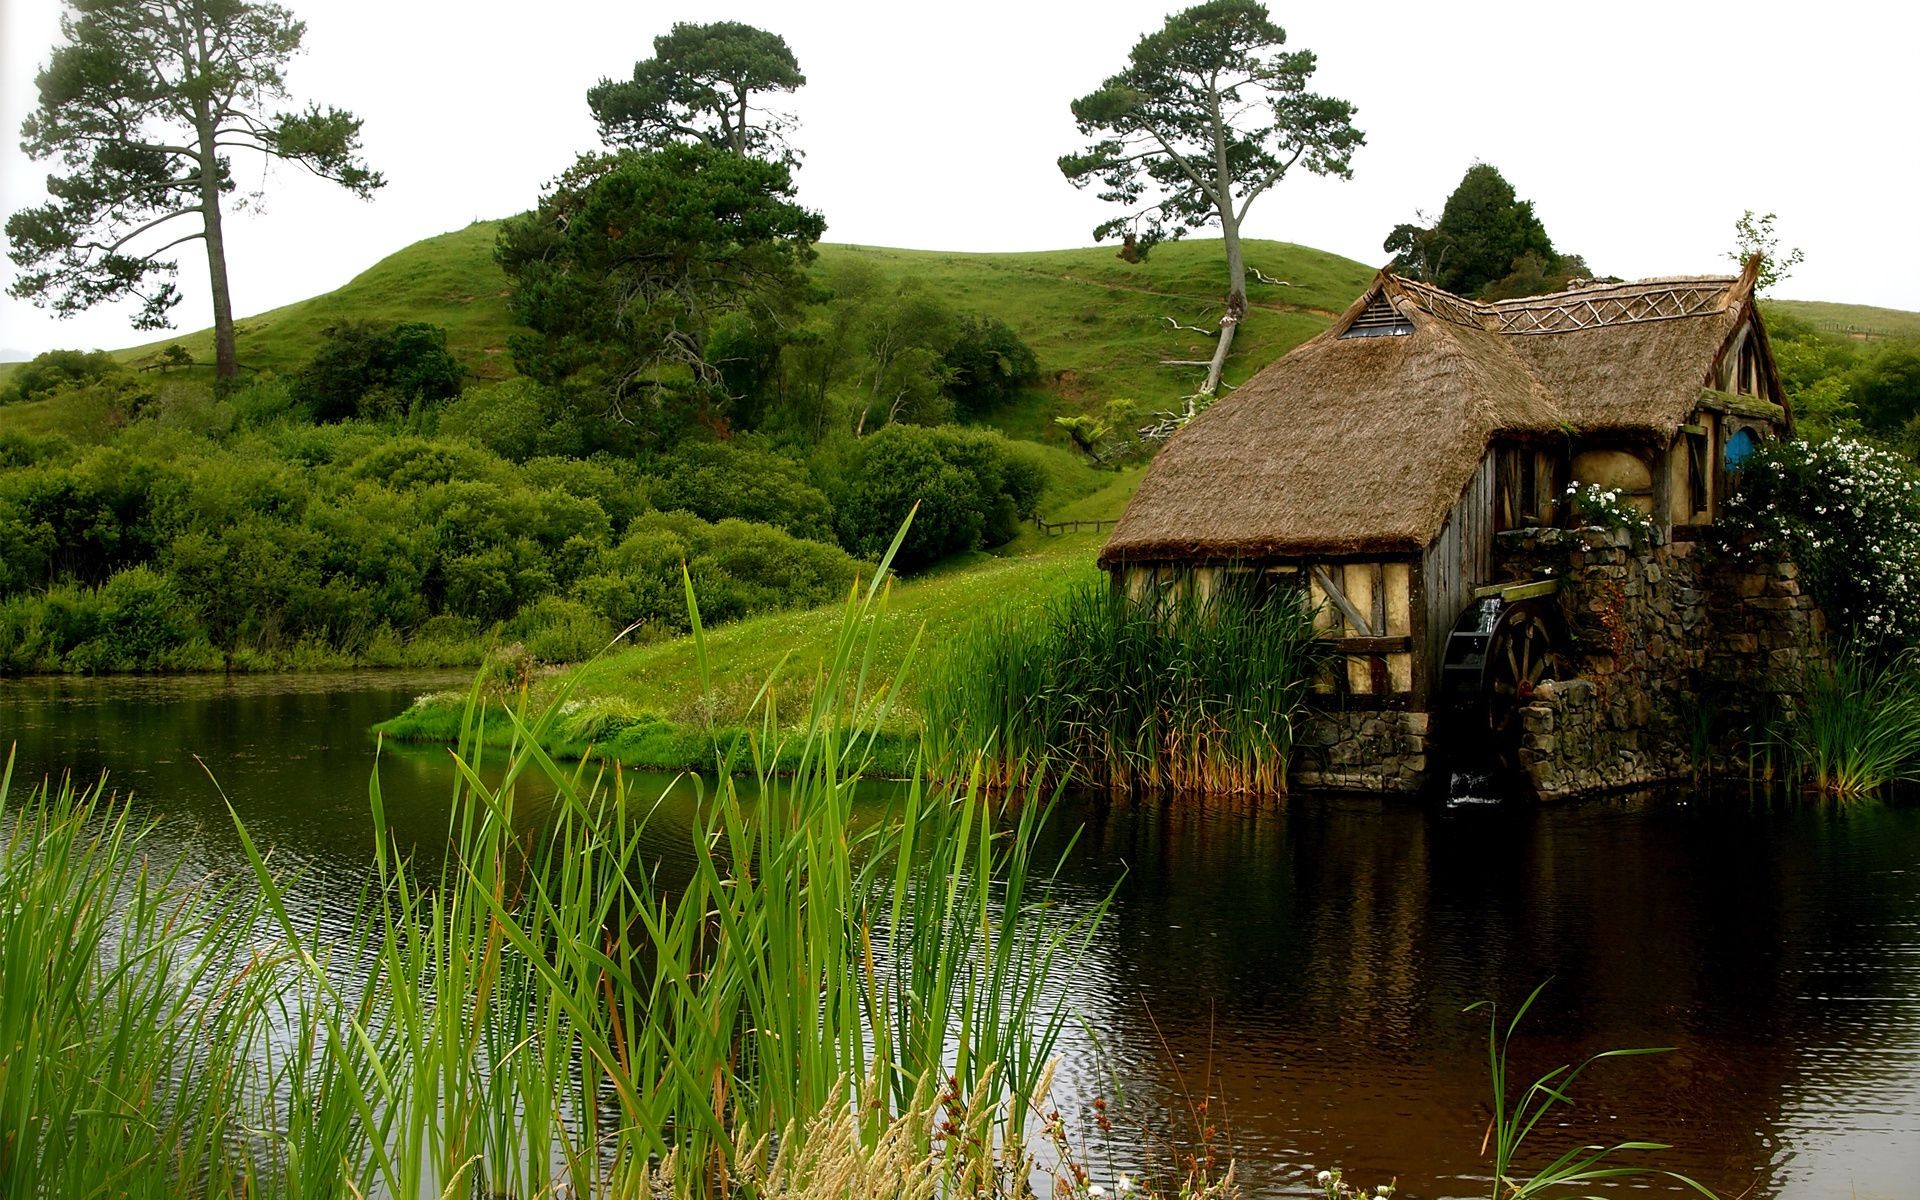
[1100,260,1772,565]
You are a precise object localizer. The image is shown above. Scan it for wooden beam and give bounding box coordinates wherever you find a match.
[1471,578,1561,603]
[1325,635,1412,655]
[1311,565,1374,636]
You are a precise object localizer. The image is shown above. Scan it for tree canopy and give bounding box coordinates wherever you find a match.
[495,145,825,439]
[6,0,381,379]
[588,21,806,163]
[1059,0,1362,399]
[1383,164,1591,300]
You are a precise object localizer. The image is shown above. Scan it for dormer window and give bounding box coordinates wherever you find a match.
[1341,292,1413,339]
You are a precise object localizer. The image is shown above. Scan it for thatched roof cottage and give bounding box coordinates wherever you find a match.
[1100,258,1789,764]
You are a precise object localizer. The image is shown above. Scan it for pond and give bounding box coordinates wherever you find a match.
[2,673,1917,1199]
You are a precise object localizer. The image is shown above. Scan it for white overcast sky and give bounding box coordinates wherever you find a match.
[2,0,1916,360]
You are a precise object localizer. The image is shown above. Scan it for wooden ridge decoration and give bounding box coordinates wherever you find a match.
[1489,284,1728,335]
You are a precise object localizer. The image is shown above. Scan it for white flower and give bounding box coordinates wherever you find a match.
[1089,1186,1107,1198]
[1116,1175,1135,1195]
[1318,1171,1333,1184]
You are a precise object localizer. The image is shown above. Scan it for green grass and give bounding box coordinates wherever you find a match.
[920,576,1329,795]
[1766,298,1920,342]
[377,464,1151,772]
[5,226,1371,437]
[1,564,1107,1197]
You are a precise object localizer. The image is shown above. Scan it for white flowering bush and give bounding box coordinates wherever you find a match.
[1719,437,1920,652]
[1564,482,1656,542]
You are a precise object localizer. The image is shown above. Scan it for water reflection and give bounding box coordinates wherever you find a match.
[2,675,1917,1198]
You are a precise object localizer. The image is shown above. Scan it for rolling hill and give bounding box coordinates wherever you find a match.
[0,224,1375,437]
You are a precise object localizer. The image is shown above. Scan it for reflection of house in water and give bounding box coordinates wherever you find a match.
[1100,258,1824,796]
[1042,792,1920,1198]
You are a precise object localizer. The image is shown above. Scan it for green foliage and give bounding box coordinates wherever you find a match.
[497,145,824,437]
[832,424,1044,570]
[1790,649,1920,796]
[2,348,123,403]
[1729,210,1804,295]
[1058,0,1364,256]
[943,314,1040,417]
[0,565,1104,1196]
[1468,983,1714,1199]
[1720,437,1920,653]
[649,439,835,540]
[291,321,463,421]
[921,575,1329,793]
[1385,163,1591,298]
[575,510,866,631]
[6,0,380,376]
[587,20,805,161]
[0,420,865,673]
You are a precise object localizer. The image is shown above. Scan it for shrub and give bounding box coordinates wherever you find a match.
[291,321,463,421]
[942,314,1038,417]
[576,512,863,630]
[1720,437,1920,653]
[651,440,835,541]
[3,348,124,403]
[437,378,549,460]
[833,424,1043,571]
[505,596,612,663]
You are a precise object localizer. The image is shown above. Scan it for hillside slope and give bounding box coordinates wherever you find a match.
[8,224,1375,419]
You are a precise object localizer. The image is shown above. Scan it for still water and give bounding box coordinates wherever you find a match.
[2,673,1917,1199]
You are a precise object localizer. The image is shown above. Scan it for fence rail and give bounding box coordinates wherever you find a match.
[1032,516,1118,536]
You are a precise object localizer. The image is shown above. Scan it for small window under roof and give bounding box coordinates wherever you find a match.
[1340,291,1413,339]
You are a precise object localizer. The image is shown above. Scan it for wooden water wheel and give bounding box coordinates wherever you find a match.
[1438,594,1566,773]
[1483,600,1563,754]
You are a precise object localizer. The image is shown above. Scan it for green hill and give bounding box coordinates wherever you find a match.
[2,224,1374,433]
[1765,298,1920,342]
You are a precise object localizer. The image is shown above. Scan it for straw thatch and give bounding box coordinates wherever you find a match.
[1100,264,1770,565]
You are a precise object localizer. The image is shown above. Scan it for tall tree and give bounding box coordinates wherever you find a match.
[1060,0,1362,399]
[6,0,382,381]
[495,146,824,439]
[1384,164,1589,299]
[588,21,805,163]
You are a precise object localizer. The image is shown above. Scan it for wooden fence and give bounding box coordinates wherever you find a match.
[1032,516,1118,536]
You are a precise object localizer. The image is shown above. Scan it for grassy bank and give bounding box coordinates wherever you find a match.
[377,469,1141,770]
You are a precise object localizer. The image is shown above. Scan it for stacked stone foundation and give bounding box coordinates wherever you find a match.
[1500,527,1825,799]
[1288,527,1826,799]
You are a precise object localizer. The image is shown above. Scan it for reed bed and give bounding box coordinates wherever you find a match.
[921,578,1329,796]
[1788,647,1920,797]
[0,538,1115,1198]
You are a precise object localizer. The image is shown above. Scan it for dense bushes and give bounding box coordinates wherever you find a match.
[2,349,124,403]
[648,439,836,541]
[832,424,1044,570]
[291,321,463,421]
[943,314,1039,416]
[0,423,869,672]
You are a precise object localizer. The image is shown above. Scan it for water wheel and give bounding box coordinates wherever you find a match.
[1438,596,1566,773]
[1483,600,1563,752]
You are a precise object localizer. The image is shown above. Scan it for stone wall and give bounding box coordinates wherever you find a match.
[1495,526,1826,798]
[1292,709,1429,793]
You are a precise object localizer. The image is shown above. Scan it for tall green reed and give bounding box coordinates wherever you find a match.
[921,575,1329,795]
[1789,647,1920,796]
[2,513,1106,1198]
